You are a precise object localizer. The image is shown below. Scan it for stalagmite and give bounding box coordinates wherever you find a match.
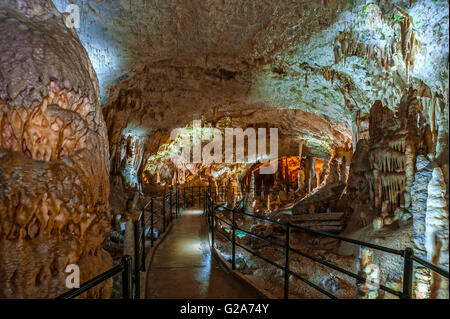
[298,141,303,191]
[357,247,379,299]
[426,168,449,298]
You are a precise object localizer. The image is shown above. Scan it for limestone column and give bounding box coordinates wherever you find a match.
[351,109,359,152]
[426,167,449,299]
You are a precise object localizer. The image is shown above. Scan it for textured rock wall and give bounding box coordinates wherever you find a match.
[426,168,449,298]
[340,91,448,298]
[0,0,111,298]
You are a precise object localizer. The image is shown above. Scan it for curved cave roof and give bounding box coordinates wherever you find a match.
[50,0,448,157]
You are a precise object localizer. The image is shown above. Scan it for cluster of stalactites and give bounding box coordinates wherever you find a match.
[0,81,101,162]
[373,147,406,172]
[366,98,409,213]
[333,5,418,80]
[334,27,396,72]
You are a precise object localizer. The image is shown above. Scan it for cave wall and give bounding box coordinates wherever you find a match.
[0,0,112,298]
[342,88,448,298]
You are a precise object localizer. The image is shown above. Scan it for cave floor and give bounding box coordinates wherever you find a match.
[145,208,261,299]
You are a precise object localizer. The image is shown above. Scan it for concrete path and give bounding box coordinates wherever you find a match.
[146,209,260,298]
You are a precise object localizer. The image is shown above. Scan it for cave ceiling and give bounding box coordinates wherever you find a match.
[50,0,449,157]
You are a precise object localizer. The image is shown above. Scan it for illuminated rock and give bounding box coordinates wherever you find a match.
[0,0,111,298]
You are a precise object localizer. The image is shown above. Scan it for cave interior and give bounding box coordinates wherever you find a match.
[0,0,448,299]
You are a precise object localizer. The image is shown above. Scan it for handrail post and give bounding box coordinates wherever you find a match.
[401,247,413,299]
[141,211,146,272]
[209,196,212,227]
[183,187,186,209]
[211,198,215,247]
[122,256,133,299]
[191,186,194,207]
[198,186,201,206]
[284,223,291,299]
[225,184,228,203]
[134,220,142,299]
[150,198,154,248]
[176,188,179,218]
[133,220,140,299]
[232,208,236,270]
[170,192,173,222]
[206,195,209,223]
[162,195,166,233]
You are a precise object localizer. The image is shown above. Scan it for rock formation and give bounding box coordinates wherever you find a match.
[0,0,112,298]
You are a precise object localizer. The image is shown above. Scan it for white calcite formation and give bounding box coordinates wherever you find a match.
[411,155,433,298]
[426,168,449,298]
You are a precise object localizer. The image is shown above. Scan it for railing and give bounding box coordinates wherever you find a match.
[55,184,449,299]
[182,185,221,208]
[133,189,180,298]
[180,185,254,208]
[180,185,288,209]
[56,188,180,299]
[57,256,133,299]
[203,191,449,299]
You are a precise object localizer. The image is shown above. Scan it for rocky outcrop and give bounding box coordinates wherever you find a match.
[410,155,434,298]
[0,0,112,298]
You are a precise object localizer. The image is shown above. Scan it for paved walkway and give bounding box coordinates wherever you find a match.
[146,209,260,298]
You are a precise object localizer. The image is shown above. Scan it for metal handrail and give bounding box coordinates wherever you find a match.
[289,223,403,256]
[56,188,180,300]
[411,255,449,278]
[214,215,233,227]
[234,226,285,249]
[200,189,449,299]
[288,245,401,297]
[57,256,133,299]
[133,188,180,298]
[235,241,284,270]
